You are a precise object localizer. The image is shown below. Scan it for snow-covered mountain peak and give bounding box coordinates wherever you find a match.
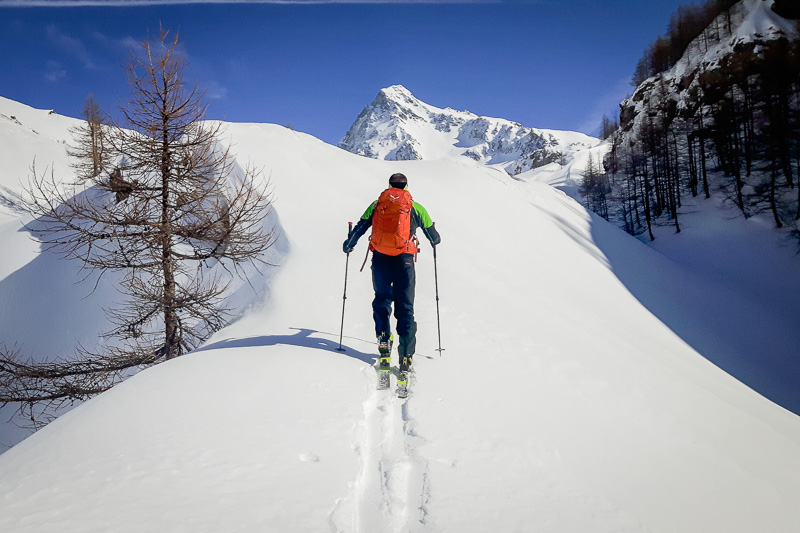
[378,84,420,105]
[339,85,599,174]
[376,85,478,122]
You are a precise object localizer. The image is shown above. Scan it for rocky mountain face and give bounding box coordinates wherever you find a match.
[339,85,598,175]
[618,0,798,141]
[597,0,800,240]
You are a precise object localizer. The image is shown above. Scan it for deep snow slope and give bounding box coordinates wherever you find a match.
[0,97,81,276]
[0,97,109,447]
[522,140,800,416]
[1,119,799,532]
[0,96,80,218]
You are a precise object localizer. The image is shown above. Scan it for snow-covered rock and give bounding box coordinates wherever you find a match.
[339,85,599,175]
[619,0,799,138]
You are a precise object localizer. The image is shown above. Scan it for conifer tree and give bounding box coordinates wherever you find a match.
[68,93,110,184]
[1,29,275,426]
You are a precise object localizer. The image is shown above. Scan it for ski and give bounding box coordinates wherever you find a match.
[377,371,390,390]
[395,370,409,398]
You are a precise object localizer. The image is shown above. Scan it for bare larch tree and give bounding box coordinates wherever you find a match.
[1,29,275,426]
[68,93,111,184]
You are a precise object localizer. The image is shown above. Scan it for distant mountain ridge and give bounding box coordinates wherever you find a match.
[339,85,599,175]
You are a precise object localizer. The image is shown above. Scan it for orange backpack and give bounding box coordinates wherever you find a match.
[370,188,417,256]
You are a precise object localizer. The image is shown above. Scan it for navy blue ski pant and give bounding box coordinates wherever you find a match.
[371,252,417,370]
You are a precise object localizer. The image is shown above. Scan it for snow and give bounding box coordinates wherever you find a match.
[0,99,116,368]
[519,141,611,195]
[0,97,83,278]
[0,96,77,191]
[630,194,800,416]
[1,96,800,532]
[738,0,798,37]
[672,0,799,79]
[522,137,800,415]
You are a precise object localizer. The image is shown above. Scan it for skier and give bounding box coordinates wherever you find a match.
[342,173,441,397]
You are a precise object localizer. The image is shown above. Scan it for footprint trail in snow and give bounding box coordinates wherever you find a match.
[330,366,431,533]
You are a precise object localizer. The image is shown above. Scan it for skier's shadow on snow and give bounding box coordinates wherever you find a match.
[196,327,376,364]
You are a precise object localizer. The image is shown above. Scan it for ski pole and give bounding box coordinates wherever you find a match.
[336,222,353,352]
[433,245,444,355]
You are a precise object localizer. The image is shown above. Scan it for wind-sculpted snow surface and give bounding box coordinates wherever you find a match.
[1,113,800,532]
[339,85,598,175]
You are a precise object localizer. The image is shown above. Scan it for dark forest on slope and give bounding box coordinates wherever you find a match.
[585,0,800,242]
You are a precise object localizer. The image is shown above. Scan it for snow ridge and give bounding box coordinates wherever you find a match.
[339,85,599,175]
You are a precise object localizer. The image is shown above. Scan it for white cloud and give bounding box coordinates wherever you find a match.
[204,80,229,100]
[46,24,98,70]
[117,36,142,52]
[44,60,67,83]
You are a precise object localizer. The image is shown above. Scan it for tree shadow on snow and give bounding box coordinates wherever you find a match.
[196,327,376,365]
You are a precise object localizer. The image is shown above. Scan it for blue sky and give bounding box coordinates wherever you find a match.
[0,0,690,144]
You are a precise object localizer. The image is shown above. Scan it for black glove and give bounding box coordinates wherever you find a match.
[343,240,354,254]
[425,223,441,246]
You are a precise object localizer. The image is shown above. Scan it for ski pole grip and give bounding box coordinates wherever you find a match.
[348,221,353,238]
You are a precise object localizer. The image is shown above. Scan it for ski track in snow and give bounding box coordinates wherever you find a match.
[330,366,431,533]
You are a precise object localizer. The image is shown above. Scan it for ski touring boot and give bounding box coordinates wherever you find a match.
[395,352,413,398]
[376,333,393,390]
